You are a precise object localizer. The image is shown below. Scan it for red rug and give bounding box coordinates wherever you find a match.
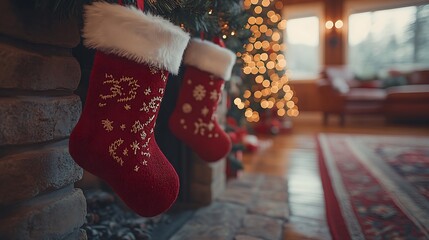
[317,133,429,240]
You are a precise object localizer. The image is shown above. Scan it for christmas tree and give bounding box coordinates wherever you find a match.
[233,0,299,125]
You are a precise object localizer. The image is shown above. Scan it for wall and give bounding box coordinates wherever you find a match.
[0,1,86,239]
[289,80,321,111]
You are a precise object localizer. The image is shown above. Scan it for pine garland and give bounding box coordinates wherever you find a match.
[19,0,249,53]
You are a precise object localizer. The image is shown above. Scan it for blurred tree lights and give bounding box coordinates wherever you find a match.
[234,0,299,123]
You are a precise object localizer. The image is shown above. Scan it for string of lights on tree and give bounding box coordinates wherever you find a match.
[234,0,299,123]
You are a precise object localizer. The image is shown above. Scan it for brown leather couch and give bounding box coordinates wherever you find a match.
[318,66,429,125]
[384,70,429,122]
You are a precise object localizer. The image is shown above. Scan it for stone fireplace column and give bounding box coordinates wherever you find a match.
[189,90,228,206]
[0,1,86,239]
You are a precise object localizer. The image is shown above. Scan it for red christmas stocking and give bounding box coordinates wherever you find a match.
[69,2,189,217]
[169,38,236,162]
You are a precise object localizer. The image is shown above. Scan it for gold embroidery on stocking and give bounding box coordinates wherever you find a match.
[194,118,208,135]
[117,77,139,102]
[142,137,151,148]
[182,103,192,113]
[210,90,218,101]
[149,65,167,81]
[148,97,162,112]
[193,119,215,137]
[130,141,140,155]
[140,131,147,141]
[131,120,144,133]
[99,74,140,103]
[101,119,114,132]
[193,85,206,101]
[180,119,188,129]
[149,65,159,75]
[207,122,214,131]
[140,137,151,159]
[109,139,124,166]
[99,71,163,171]
[144,115,155,127]
[140,103,149,112]
[99,74,122,100]
[161,70,167,82]
[201,106,209,116]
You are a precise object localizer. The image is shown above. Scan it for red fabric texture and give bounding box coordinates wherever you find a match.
[169,67,231,162]
[69,51,179,217]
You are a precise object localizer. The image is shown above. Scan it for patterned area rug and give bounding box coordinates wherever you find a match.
[317,133,429,240]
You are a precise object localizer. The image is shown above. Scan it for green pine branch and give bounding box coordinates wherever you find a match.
[19,0,249,53]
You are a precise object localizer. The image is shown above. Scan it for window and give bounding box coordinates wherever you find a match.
[348,4,429,78]
[285,16,321,80]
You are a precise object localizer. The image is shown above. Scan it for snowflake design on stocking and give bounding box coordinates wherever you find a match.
[193,85,206,101]
[194,118,216,136]
[101,119,114,132]
[210,90,219,101]
[131,141,140,155]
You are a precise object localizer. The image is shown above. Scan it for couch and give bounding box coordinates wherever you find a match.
[318,65,429,125]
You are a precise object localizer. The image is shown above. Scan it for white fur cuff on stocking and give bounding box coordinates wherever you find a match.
[83,2,190,75]
[184,38,236,80]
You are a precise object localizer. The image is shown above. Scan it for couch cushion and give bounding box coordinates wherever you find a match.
[346,88,386,102]
[332,77,350,93]
[386,85,429,102]
[325,65,355,81]
[324,65,372,88]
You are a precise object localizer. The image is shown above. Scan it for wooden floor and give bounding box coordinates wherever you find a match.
[241,112,429,240]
